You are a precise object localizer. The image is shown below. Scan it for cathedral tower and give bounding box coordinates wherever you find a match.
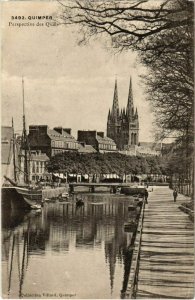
[107,77,139,150]
[107,79,121,148]
[126,77,139,148]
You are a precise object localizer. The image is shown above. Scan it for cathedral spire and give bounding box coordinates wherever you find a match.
[108,108,111,119]
[122,107,125,118]
[111,79,119,121]
[135,107,138,118]
[126,77,134,119]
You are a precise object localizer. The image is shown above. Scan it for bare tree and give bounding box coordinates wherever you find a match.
[57,0,193,49]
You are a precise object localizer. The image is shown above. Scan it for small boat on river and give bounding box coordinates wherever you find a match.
[31,204,42,210]
[121,185,145,196]
[62,192,69,198]
[59,192,69,202]
[76,198,84,207]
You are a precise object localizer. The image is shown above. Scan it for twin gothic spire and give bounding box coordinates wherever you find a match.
[108,77,138,123]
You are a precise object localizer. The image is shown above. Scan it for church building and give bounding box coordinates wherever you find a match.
[107,77,139,150]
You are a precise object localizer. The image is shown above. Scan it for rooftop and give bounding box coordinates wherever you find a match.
[96,134,116,145]
[48,129,76,142]
[78,144,97,153]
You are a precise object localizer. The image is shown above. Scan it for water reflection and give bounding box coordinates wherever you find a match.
[2,194,136,299]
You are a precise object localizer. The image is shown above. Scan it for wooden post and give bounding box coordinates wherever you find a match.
[91,186,95,193]
[70,185,74,193]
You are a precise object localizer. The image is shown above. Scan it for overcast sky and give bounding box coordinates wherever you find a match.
[1,1,155,141]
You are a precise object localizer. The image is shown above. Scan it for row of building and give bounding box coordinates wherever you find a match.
[24,75,164,157]
[27,124,165,157]
[28,125,116,157]
[1,124,167,184]
[2,77,170,184]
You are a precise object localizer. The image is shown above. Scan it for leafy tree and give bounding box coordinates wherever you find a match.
[47,152,165,178]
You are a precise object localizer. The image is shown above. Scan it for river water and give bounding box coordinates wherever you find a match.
[2,193,137,299]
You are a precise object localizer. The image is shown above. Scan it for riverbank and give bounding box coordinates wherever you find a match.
[42,185,69,199]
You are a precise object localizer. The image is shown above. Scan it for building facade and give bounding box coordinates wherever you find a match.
[77,130,117,153]
[107,78,139,150]
[28,125,79,157]
[19,150,50,183]
[138,142,163,156]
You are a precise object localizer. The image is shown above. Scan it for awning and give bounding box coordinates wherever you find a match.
[53,173,66,179]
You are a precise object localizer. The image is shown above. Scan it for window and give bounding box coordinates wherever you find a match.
[32,162,35,173]
[1,140,9,144]
[40,162,43,173]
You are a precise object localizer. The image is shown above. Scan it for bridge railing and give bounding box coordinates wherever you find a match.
[125,199,145,299]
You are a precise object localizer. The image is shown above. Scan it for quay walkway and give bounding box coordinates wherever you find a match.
[126,186,194,299]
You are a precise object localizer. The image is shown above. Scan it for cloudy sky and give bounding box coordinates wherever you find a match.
[1,1,154,141]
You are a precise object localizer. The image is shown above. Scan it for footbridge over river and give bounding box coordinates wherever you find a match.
[69,182,139,193]
[69,182,169,193]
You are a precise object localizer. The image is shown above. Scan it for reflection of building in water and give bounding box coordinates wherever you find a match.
[2,195,135,298]
[49,224,70,252]
[104,207,132,293]
[2,212,51,298]
[2,228,32,298]
[28,226,50,253]
[76,220,99,248]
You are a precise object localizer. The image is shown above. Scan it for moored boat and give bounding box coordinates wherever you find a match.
[121,185,145,196]
[15,186,42,206]
[61,192,69,198]
[2,79,43,209]
[76,197,84,207]
[30,203,42,210]
[3,176,42,208]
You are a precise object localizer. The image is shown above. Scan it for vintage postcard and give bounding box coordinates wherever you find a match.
[1,0,194,299]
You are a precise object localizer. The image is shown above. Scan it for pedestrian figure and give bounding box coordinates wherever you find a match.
[144,189,149,204]
[173,189,178,202]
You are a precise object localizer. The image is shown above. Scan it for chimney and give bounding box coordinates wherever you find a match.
[97,132,104,138]
[53,127,63,134]
[63,128,71,135]
[29,125,48,134]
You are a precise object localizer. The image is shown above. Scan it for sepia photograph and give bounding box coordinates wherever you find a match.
[1,0,194,299]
